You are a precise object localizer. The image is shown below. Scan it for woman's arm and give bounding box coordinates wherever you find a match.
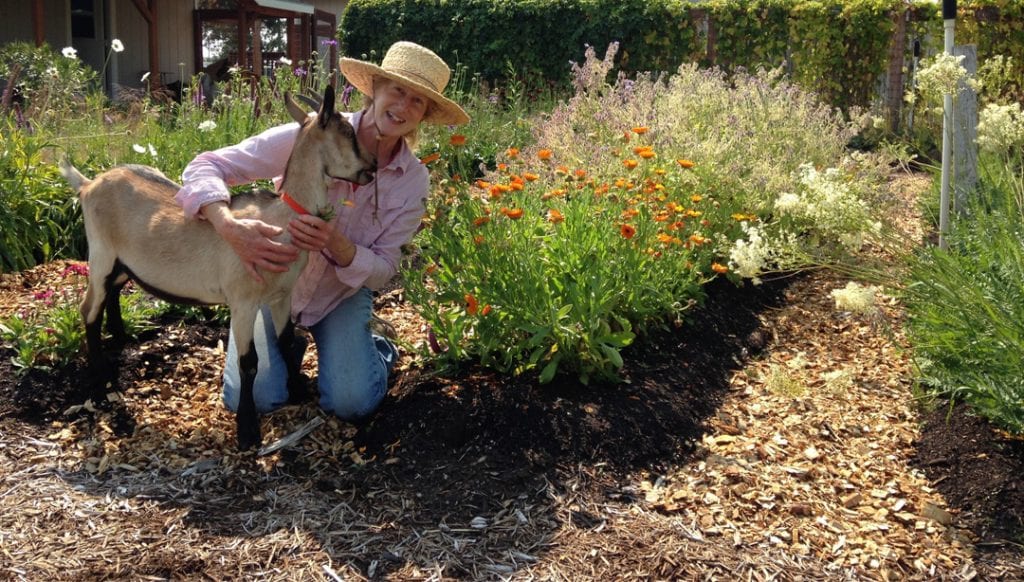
[176,122,303,282]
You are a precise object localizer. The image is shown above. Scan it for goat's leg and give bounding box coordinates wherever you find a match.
[80,252,119,388]
[269,300,308,405]
[104,270,131,348]
[231,303,261,450]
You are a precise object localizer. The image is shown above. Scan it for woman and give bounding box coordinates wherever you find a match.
[175,41,469,420]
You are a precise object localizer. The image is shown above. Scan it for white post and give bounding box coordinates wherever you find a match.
[939,2,956,250]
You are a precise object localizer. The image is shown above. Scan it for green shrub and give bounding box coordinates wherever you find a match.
[340,0,700,88]
[0,121,85,272]
[1,42,97,119]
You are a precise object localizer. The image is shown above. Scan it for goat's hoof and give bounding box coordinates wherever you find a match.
[237,426,261,451]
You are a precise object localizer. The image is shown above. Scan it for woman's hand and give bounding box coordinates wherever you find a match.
[288,215,357,267]
[203,202,299,283]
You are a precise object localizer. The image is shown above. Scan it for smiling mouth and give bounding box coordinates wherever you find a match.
[386,111,405,124]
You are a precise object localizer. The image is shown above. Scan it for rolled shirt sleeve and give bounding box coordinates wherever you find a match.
[175,122,299,218]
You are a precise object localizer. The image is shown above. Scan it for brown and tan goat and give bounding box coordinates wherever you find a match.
[59,86,375,450]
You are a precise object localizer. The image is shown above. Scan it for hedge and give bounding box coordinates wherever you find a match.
[339,0,1024,113]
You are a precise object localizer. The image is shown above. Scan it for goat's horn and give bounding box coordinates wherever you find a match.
[295,94,320,112]
[305,89,324,106]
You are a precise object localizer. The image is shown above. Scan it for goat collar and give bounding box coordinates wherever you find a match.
[279,192,310,215]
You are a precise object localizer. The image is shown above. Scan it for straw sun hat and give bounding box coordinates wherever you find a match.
[340,41,470,126]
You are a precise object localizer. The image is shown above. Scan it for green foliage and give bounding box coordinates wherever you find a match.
[0,266,162,374]
[787,0,901,112]
[0,121,85,272]
[903,163,1024,435]
[1,42,97,117]
[340,0,700,89]
[404,43,878,384]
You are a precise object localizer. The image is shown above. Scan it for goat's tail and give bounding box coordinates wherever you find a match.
[58,158,91,193]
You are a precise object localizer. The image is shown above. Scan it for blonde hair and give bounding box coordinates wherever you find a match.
[361,77,437,150]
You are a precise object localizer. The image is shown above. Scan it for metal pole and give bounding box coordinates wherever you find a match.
[939,0,956,250]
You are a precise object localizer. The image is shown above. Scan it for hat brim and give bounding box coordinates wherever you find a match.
[340,58,470,126]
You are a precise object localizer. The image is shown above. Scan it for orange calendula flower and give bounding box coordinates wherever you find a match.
[465,293,479,315]
[501,207,524,219]
[677,159,695,169]
[506,147,520,158]
[450,134,467,146]
[632,126,649,134]
[473,235,485,245]
[555,165,570,174]
[638,150,656,159]
[547,208,565,223]
[509,181,524,191]
[523,172,540,182]
[711,262,729,274]
[574,169,587,179]
[420,152,441,164]
[481,304,492,316]
[473,216,491,227]
[425,264,438,274]
[474,180,491,189]
[689,234,708,245]
[538,149,553,160]
[620,224,637,239]
[497,163,509,172]
[623,159,639,170]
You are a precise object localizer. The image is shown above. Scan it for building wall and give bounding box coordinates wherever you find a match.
[0,0,70,49]
[112,0,194,88]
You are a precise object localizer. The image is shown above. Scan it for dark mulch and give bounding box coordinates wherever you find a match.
[911,402,1024,549]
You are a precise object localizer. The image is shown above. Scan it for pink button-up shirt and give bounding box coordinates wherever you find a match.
[175,110,429,327]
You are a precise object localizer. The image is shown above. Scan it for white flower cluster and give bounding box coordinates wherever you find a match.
[911,53,975,107]
[774,163,880,251]
[830,282,878,315]
[976,102,1024,154]
[727,222,800,284]
[197,120,218,132]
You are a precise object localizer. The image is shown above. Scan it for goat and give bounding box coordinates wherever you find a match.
[59,85,376,450]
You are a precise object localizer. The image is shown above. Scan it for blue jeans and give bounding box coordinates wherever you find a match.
[223,287,395,420]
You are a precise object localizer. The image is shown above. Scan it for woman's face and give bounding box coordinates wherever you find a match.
[371,78,430,138]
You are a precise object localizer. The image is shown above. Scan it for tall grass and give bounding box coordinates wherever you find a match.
[903,154,1024,434]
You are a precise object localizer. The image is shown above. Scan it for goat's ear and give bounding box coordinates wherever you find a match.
[285,92,309,124]
[317,85,336,129]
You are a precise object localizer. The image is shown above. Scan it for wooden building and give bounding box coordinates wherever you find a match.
[2,0,348,93]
